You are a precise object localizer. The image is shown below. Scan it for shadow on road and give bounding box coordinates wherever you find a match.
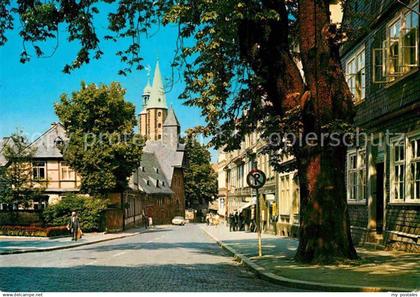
[0,264,297,292]
[76,241,225,257]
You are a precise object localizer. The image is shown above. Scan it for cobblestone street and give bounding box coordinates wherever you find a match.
[0,224,300,292]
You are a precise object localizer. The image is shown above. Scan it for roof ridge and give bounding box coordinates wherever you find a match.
[28,122,65,148]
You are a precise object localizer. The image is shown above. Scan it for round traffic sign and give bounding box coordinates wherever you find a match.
[246,169,266,189]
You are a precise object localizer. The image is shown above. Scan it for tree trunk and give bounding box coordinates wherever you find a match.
[238,0,357,263]
[294,0,357,263]
[295,147,358,263]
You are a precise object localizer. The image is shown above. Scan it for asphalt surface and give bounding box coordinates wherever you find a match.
[0,224,301,292]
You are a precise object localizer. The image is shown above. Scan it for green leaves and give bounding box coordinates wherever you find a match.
[183,136,218,207]
[0,132,44,208]
[42,194,108,232]
[55,82,144,195]
[0,0,13,46]
[3,0,300,155]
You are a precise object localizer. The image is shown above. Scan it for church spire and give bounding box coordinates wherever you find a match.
[143,65,152,95]
[147,60,167,109]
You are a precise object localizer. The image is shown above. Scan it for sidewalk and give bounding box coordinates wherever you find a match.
[201,224,419,292]
[0,227,145,255]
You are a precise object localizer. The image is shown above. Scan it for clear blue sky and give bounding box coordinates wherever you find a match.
[0,11,216,161]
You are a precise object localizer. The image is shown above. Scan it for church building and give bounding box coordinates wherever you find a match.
[124,61,186,227]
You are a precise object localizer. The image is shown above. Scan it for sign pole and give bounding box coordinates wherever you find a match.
[247,168,265,258]
[256,187,262,257]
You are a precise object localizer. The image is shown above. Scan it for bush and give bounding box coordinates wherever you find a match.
[0,211,41,226]
[0,225,68,237]
[42,194,108,232]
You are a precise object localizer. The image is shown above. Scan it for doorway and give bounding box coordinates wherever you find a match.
[376,163,384,234]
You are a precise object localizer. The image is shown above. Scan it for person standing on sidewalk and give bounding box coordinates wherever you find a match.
[142,211,148,229]
[67,211,80,241]
[234,212,239,231]
[229,213,234,232]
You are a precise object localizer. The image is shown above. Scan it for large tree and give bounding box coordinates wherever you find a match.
[1,0,357,263]
[55,82,143,195]
[0,132,44,209]
[183,135,218,209]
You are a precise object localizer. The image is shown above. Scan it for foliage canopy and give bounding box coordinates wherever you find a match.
[0,132,44,208]
[183,135,218,208]
[55,81,143,195]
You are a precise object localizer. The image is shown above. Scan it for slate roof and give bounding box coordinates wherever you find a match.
[129,152,173,195]
[163,107,180,127]
[143,140,185,185]
[29,123,68,158]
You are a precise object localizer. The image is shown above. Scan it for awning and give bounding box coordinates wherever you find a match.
[237,201,255,212]
[265,194,276,202]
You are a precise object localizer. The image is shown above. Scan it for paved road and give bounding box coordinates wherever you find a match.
[0,224,300,292]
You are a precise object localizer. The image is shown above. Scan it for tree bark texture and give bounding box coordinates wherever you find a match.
[295,0,357,263]
[238,0,358,263]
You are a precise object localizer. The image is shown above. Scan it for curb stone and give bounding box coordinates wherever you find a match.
[200,226,412,292]
[0,232,141,255]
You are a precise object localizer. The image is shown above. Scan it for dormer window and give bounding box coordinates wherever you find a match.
[155,167,159,173]
[146,180,150,186]
[156,180,160,188]
[54,137,64,147]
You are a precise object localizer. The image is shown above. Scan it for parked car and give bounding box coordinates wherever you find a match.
[172,216,187,226]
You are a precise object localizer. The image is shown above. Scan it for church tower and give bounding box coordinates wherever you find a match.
[163,107,181,150]
[139,61,168,141]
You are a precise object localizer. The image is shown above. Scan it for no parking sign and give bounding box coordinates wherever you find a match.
[246,169,266,189]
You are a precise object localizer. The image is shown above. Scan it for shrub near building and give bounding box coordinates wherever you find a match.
[42,194,108,232]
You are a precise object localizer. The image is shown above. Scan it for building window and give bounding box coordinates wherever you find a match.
[61,162,75,180]
[373,1,418,83]
[390,134,420,203]
[279,175,291,215]
[346,149,366,201]
[392,142,405,201]
[410,138,420,200]
[236,163,244,188]
[158,112,162,117]
[32,161,46,180]
[158,123,161,128]
[345,46,366,103]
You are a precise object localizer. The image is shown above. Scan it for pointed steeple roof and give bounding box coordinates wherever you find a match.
[147,60,167,109]
[143,78,152,96]
[163,107,180,127]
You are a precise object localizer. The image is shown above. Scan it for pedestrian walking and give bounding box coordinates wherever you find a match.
[238,211,242,231]
[67,211,81,241]
[229,213,234,232]
[234,211,239,231]
[148,216,153,228]
[143,211,148,229]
